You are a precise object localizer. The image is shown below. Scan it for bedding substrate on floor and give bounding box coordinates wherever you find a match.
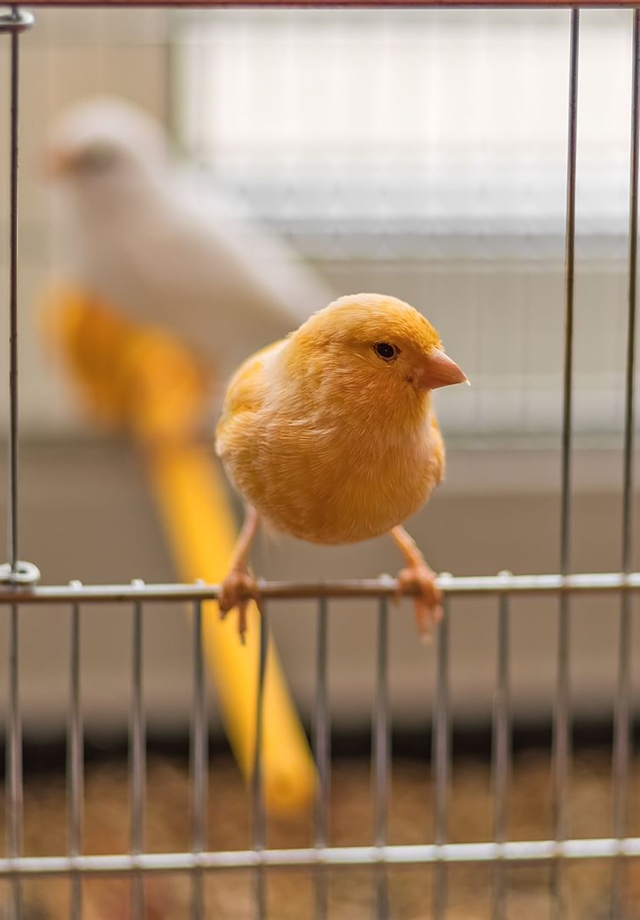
[1,750,639,919]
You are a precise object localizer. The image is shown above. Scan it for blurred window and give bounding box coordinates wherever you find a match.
[174,10,636,442]
[175,10,632,253]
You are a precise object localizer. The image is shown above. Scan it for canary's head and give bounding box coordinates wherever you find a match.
[289,293,467,398]
[43,97,167,210]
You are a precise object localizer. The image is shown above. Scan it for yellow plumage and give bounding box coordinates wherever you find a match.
[215,293,468,639]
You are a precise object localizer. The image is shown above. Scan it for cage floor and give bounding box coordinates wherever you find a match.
[2,747,640,920]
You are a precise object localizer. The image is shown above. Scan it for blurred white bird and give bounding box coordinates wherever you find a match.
[44,95,336,391]
[39,96,326,817]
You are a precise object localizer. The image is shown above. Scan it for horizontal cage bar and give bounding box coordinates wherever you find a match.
[0,572,640,605]
[0,838,640,878]
[15,1,640,8]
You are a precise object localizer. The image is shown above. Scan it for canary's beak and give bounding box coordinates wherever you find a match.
[416,349,468,390]
[42,147,74,180]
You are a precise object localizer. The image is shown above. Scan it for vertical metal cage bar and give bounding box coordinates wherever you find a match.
[130,596,146,920]
[314,597,330,920]
[611,11,640,917]
[6,604,22,920]
[3,18,25,915]
[253,606,269,920]
[373,598,390,920]
[68,588,84,920]
[7,9,20,573]
[432,595,451,920]
[190,600,208,920]
[492,582,512,920]
[551,11,580,920]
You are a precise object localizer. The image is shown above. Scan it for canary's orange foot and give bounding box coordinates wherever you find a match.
[395,563,442,643]
[218,567,261,644]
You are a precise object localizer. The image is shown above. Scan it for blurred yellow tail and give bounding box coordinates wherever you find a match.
[39,282,317,816]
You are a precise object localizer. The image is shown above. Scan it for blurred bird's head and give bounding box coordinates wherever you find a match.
[44,96,168,210]
[291,293,468,398]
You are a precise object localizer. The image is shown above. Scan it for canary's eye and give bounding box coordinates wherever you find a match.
[373,342,398,362]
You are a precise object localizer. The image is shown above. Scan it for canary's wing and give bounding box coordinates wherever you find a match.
[115,173,332,377]
[430,412,446,486]
[56,183,327,384]
[215,339,285,454]
[178,166,334,332]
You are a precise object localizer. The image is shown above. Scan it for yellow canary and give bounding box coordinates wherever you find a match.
[215,293,468,639]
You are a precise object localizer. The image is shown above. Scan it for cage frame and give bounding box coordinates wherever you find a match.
[2,3,640,919]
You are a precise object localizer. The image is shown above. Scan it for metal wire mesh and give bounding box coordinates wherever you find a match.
[1,5,640,920]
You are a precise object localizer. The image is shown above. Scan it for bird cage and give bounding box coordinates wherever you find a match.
[0,3,639,920]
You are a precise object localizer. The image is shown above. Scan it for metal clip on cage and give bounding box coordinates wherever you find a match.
[2,5,640,920]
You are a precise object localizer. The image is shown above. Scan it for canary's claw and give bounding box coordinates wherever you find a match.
[395,564,442,643]
[218,568,261,643]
